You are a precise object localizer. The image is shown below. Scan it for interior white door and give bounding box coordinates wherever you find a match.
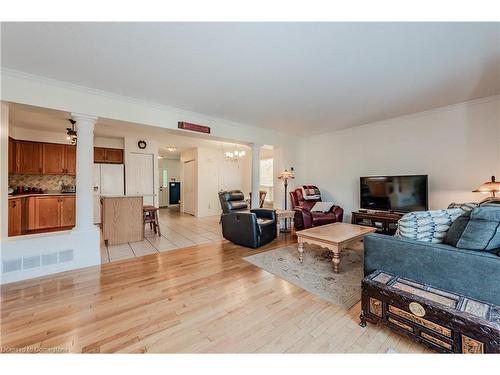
[159,167,168,207]
[183,160,196,216]
[129,153,155,206]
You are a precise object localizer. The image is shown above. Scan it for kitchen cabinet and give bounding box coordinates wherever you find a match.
[94,147,123,164]
[42,144,76,175]
[65,145,76,175]
[8,138,16,174]
[28,195,76,231]
[33,196,61,229]
[60,196,76,227]
[94,147,106,163]
[8,198,22,236]
[16,141,42,174]
[42,143,65,174]
[10,138,76,176]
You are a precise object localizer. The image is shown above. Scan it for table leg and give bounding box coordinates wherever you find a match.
[298,241,304,263]
[331,244,341,273]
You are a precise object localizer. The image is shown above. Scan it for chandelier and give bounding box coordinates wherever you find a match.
[224,149,246,161]
[66,119,77,145]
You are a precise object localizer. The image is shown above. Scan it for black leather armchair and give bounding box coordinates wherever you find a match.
[218,190,277,248]
[218,190,249,214]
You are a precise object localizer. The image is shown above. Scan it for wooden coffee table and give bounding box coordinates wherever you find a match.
[296,222,376,273]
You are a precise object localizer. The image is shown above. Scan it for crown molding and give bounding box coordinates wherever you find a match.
[0,68,278,137]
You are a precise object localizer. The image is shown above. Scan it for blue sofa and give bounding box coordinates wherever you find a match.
[364,233,500,305]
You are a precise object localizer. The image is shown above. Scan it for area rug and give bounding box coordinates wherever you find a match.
[244,243,363,309]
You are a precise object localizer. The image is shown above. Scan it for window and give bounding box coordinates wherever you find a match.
[260,158,273,202]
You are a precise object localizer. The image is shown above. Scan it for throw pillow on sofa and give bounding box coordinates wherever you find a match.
[443,206,500,252]
[447,202,479,212]
[395,208,464,243]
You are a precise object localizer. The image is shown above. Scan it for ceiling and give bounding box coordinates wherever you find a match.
[8,103,252,158]
[2,22,499,135]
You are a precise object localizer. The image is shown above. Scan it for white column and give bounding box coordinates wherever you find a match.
[71,113,98,232]
[251,143,261,209]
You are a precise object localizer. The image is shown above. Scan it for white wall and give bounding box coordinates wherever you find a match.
[94,136,124,149]
[179,146,252,217]
[298,96,500,221]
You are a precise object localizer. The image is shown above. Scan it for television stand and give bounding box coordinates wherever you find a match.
[351,210,403,235]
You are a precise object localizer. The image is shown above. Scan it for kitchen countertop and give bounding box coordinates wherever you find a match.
[100,195,145,198]
[8,193,76,199]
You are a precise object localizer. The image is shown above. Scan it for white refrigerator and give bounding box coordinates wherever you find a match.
[93,164,125,223]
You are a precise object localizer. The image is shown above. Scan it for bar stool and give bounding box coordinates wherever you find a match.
[143,205,161,236]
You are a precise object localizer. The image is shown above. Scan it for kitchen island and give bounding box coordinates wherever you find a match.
[101,195,144,246]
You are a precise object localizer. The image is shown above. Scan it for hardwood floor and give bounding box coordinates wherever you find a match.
[1,233,430,353]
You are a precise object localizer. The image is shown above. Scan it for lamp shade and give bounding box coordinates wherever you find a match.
[278,169,295,180]
[473,176,500,197]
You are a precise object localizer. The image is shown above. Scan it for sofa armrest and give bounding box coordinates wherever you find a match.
[363,233,500,305]
[250,208,276,221]
[329,205,344,222]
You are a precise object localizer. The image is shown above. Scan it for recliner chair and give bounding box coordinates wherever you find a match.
[218,190,277,248]
[290,185,343,230]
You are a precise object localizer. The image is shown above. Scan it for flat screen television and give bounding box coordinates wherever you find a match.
[360,175,428,213]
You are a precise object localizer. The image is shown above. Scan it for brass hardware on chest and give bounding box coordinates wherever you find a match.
[409,302,426,317]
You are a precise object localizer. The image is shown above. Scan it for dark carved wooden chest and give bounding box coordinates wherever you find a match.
[360,270,500,353]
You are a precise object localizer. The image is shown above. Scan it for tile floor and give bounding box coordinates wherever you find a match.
[100,206,223,263]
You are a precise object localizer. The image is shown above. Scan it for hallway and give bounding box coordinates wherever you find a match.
[100,207,223,263]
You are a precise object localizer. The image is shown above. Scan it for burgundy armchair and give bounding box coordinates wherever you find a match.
[290,186,343,230]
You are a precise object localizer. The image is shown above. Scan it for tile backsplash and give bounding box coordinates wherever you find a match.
[9,174,76,192]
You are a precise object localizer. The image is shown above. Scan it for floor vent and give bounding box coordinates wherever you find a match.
[2,249,75,274]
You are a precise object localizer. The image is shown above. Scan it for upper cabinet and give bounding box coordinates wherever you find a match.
[65,145,76,175]
[8,138,16,174]
[42,143,65,174]
[16,141,42,174]
[10,139,76,175]
[94,147,123,164]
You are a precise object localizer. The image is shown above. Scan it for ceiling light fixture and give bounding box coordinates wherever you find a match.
[66,119,77,145]
[166,146,177,152]
[224,149,246,161]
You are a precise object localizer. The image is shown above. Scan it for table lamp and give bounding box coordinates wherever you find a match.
[473,175,500,202]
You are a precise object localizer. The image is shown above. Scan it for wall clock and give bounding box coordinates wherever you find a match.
[137,140,147,149]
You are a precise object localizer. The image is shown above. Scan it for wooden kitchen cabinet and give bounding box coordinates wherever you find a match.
[8,138,16,174]
[94,147,123,164]
[94,147,107,163]
[16,141,42,174]
[64,145,76,175]
[8,198,22,236]
[28,195,76,231]
[42,143,65,174]
[10,139,76,176]
[33,196,61,229]
[60,196,76,227]
[104,148,123,163]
